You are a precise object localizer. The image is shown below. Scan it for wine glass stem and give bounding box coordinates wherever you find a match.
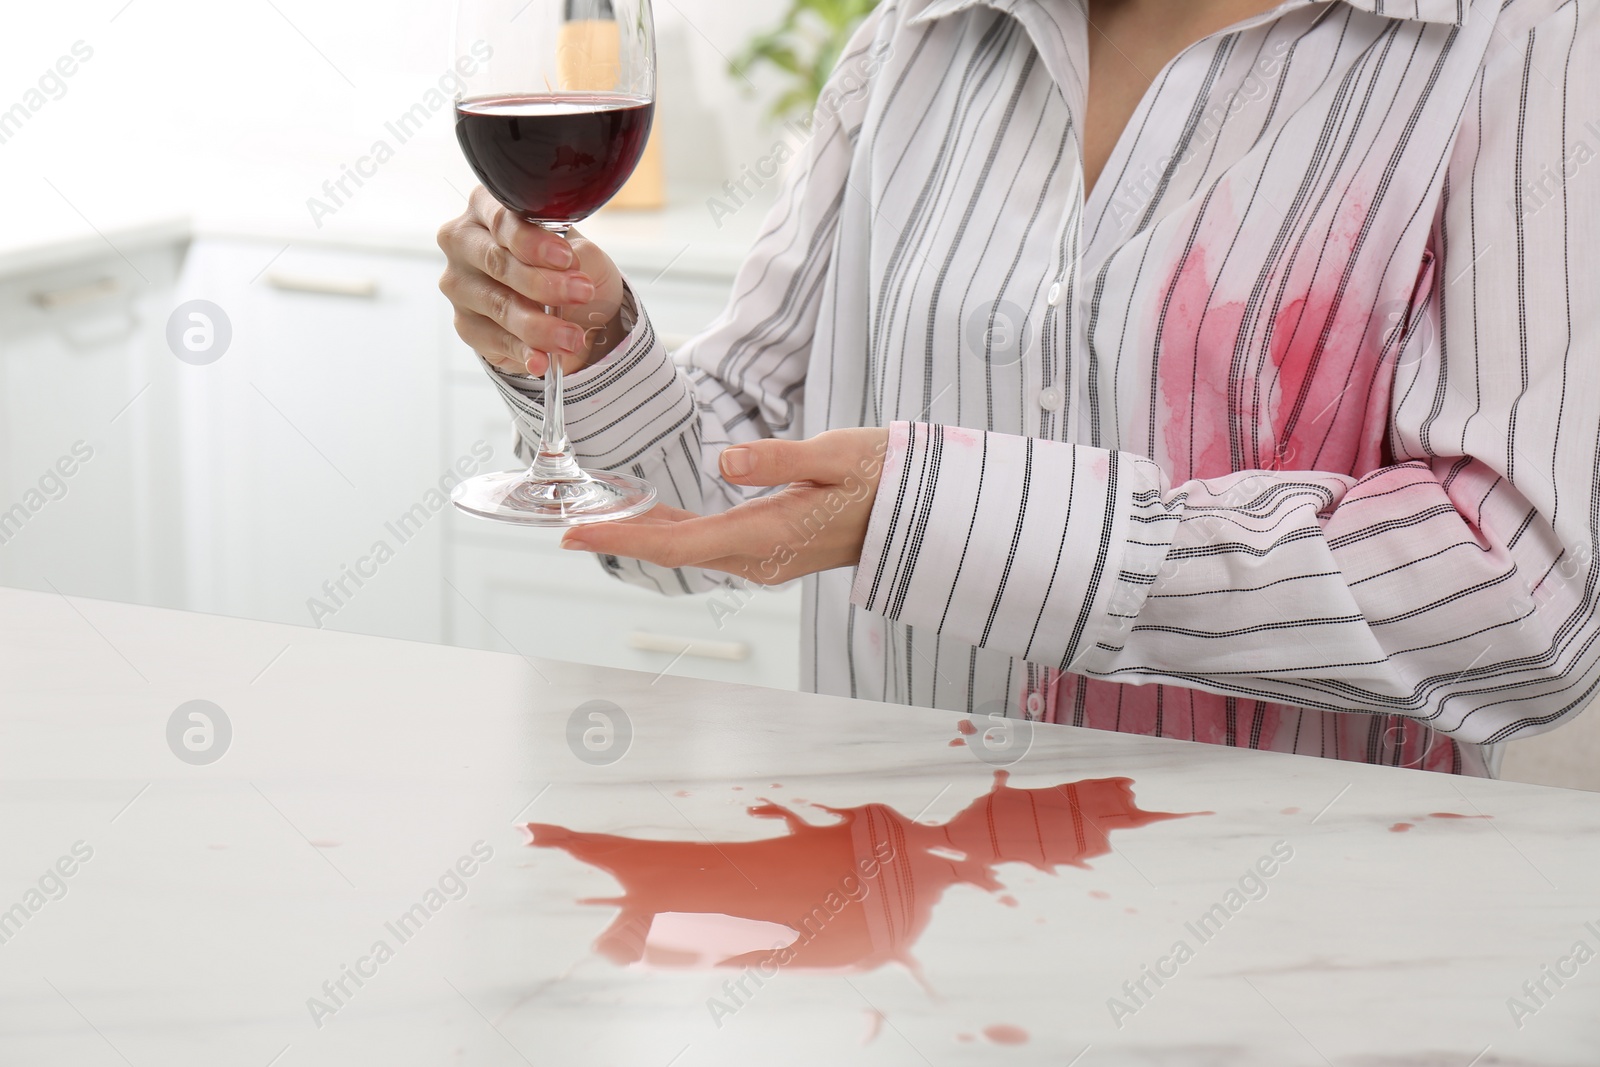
[530,221,584,483]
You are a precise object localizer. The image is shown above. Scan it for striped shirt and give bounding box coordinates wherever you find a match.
[487,0,1600,776]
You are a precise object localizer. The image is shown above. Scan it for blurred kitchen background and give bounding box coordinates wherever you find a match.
[2,0,1594,788]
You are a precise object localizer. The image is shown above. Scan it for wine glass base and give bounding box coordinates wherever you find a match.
[450,468,657,527]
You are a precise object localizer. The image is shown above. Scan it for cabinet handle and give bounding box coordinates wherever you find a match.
[628,630,749,661]
[265,271,379,298]
[30,277,120,310]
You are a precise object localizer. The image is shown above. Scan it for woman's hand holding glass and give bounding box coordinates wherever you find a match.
[438,184,628,376]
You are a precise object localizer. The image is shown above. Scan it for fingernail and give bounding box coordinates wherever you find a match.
[548,243,574,269]
[720,447,754,477]
[569,277,596,302]
[561,537,590,552]
[562,326,586,352]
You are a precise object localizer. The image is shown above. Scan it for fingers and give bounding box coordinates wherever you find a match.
[452,309,535,373]
[472,234,597,308]
[719,428,888,488]
[452,309,596,376]
[468,211,598,307]
[443,264,588,362]
[563,508,768,570]
[438,206,595,309]
[468,186,580,274]
[439,188,631,375]
[616,503,704,524]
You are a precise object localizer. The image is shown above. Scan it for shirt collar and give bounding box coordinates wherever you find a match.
[906,0,1466,29]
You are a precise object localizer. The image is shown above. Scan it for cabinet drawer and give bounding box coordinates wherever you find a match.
[0,244,178,342]
[446,541,800,690]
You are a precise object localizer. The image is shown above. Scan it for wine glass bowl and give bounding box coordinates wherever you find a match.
[449,0,658,526]
[454,93,654,224]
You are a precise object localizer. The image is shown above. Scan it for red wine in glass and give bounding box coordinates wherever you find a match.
[449,0,658,527]
[455,94,654,223]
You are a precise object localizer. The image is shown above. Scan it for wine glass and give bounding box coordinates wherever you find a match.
[450,0,658,526]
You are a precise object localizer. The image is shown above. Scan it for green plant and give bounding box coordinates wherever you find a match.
[730,0,881,122]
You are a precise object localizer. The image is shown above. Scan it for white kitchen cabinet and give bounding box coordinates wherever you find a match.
[446,538,802,690]
[174,238,451,644]
[171,233,801,688]
[0,237,186,608]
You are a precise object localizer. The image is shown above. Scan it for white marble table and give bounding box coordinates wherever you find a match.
[2,585,1597,1066]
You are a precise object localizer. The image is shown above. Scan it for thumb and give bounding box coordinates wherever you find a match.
[566,228,620,289]
[719,429,879,487]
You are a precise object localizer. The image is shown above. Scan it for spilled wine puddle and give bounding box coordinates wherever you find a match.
[523,771,1204,977]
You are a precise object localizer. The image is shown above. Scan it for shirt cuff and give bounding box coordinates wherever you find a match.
[483,282,697,470]
[850,421,1163,672]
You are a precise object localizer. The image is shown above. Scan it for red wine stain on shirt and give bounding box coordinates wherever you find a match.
[948,739,965,747]
[983,1024,1029,1045]
[956,719,979,736]
[524,772,1203,974]
[673,790,691,798]
[956,1033,975,1043]
[1280,807,1300,815]
[1089,890,1111,900]
[1060,183,1456,764]
[997,894,1019,908]
[1389,822,1414,833]
[1154,182,1386,485]
[1156,242,1243,483]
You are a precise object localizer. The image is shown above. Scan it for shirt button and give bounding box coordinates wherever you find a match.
[1038,386,1063,411]
[1025,692,1045,717]
[1047,281,1064,306]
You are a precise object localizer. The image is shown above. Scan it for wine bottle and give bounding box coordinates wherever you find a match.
[559,0,665,209]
